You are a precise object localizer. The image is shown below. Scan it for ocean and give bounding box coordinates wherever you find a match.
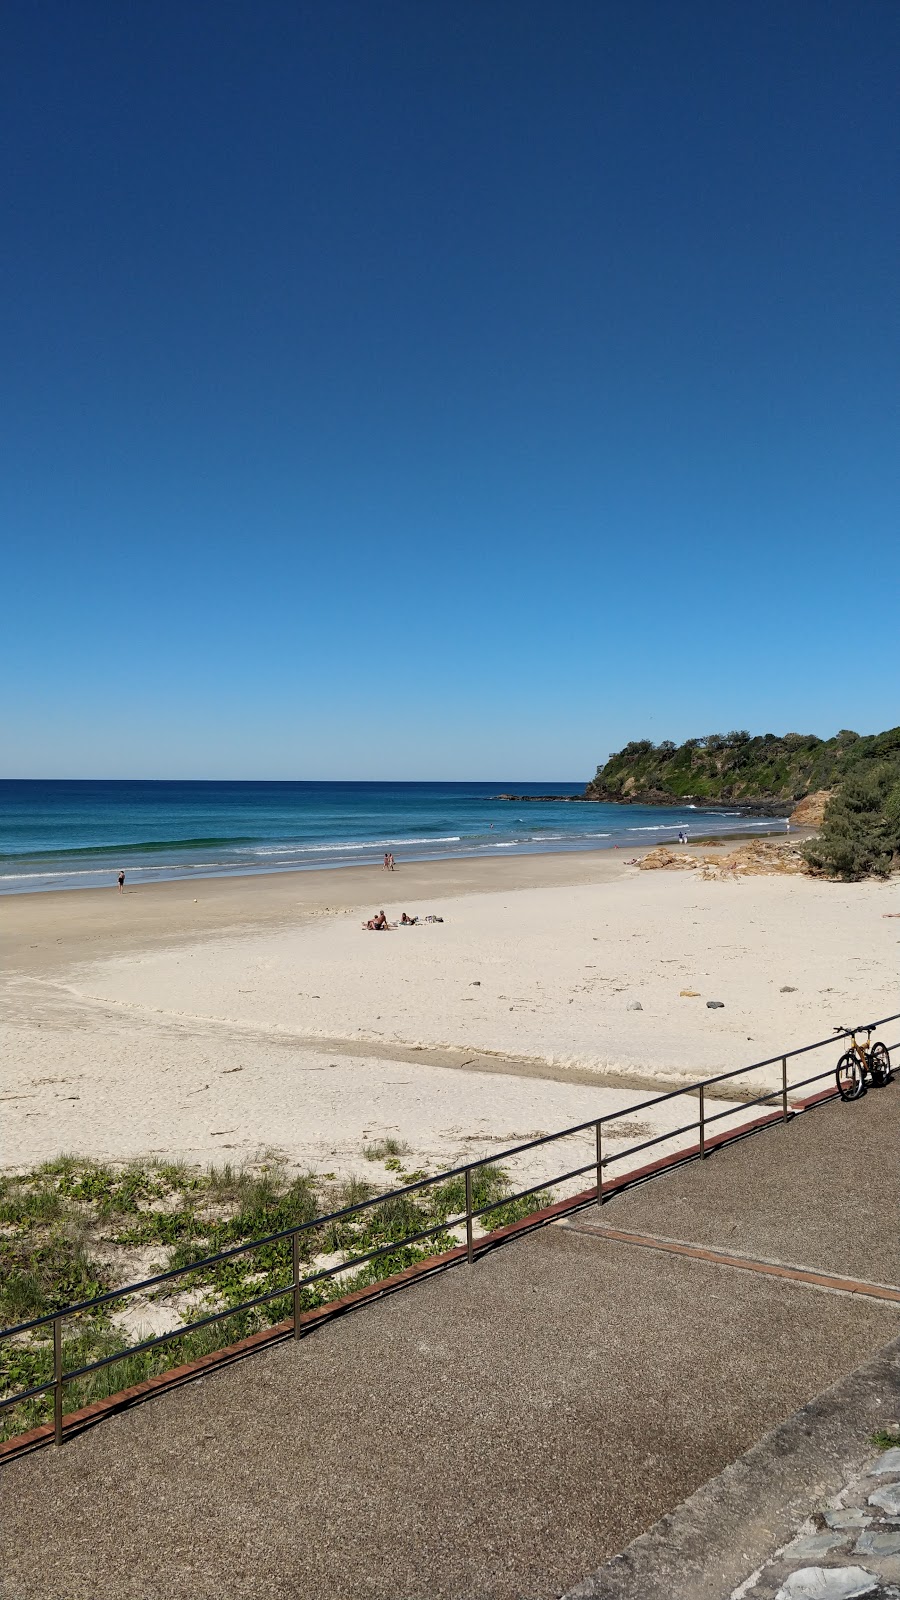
[0,780,785,894]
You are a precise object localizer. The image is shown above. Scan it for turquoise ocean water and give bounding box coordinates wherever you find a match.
[0,781,784,895]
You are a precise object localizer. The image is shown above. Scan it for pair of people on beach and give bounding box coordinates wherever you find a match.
[383,852,395,871]
[363,910,419,930]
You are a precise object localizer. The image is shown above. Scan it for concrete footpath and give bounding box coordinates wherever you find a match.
[562,1331,900,1600]
[2,1089,898,1600]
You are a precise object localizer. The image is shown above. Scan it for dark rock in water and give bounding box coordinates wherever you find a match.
[494,793,595,803]
[707,1000,725,1009]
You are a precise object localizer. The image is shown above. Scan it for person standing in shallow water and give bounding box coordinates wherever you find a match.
[117,870,125,892]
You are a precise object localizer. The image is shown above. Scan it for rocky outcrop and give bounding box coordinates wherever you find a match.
[585,728,893,811]
[789,790,831,828]
[638,841,809,879]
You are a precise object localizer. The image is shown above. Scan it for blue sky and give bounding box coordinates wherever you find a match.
[3,0,898,779]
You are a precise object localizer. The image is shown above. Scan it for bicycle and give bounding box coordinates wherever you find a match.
[834,1025,892,1102]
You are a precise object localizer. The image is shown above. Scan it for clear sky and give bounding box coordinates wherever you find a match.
[3,0,898,780]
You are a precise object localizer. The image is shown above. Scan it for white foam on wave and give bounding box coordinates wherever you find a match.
[249,836,462,855]
[0,866,207,880]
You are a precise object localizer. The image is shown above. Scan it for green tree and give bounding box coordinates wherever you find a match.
[803,767,900,879]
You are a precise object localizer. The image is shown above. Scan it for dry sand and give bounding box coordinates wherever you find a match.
[3,849,899,1187]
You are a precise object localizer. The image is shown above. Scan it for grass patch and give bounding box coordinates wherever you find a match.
[871,1428,900,1450]
[0,1151,554,1443]
[363,1138,410,1162]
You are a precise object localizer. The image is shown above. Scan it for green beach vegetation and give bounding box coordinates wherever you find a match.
[587,727,892,806]
[0,1153,549,1443]
[802,765,900,880]
[587,726,900,879]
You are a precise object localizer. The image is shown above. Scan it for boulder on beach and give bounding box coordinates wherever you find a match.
[639,846,698,872]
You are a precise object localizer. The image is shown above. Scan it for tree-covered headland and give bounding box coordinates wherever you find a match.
[586,727,900,879]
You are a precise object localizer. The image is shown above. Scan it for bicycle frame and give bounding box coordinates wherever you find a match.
[848,1028,873,1074]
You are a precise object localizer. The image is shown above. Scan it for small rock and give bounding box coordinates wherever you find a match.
[783,1533,852,1559]
[627,1001,643,1011]
[680,989,700,998]
[869,1483,900,1515]
[824,1510,872,1529]
[470,981,481,986]
[775,1568,878,1599]
[707,1000,725,1009]
[866,1449,900,1475]
[856,1530,900,1557]
[781,985,797,992]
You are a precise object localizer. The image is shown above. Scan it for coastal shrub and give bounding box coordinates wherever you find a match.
[803,767,900,879]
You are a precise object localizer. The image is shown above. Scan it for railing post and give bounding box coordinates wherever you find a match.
[464,1169,474,1264]
[782,1057,788,1122]
[699,1086,706,1159]
[595,1119,603,1205]
[53,1315,63,1446]
[292,1233,301,1339]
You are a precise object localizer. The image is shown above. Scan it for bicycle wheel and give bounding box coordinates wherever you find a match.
[869,1042,892,1087]
[836,1051,865,1101]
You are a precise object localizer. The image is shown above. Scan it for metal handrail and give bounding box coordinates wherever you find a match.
[2,1011,897,1446]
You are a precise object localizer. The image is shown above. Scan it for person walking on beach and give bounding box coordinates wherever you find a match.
[383,853,390,871]
[117,870,125,892]
[388,852,395,871]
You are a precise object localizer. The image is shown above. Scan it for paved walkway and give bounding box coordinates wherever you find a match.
[2,1089,898,1600]
[597,1084,900,1286]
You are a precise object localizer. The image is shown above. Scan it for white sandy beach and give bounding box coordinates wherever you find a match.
[3,849,899,1189]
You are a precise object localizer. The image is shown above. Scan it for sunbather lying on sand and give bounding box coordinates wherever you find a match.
[399,912,419,924]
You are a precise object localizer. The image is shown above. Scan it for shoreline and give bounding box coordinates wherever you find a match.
[0,815,793,906]
[1,845,639,977]
[0,829,813,987]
